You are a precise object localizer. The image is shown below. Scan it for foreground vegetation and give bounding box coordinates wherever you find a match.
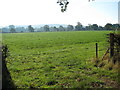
[2,31,118,88]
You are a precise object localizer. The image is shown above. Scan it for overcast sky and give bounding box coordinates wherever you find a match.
[0,0,119,27]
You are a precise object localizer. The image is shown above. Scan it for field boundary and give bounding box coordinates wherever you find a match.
[102,33,120,63]
[109,33,120,63]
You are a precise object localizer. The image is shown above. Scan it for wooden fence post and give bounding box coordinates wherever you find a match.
[96,43,98,59]
[110,33,114,58]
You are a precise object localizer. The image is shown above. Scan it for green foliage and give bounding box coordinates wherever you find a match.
[28,25,34,32]
[67,25,74,31]
[91,24,99,30]
[75,22,83,31]
[10,28,16,33]
[104,23,113,30]
[9,25,16,33]
[2,31,118,88]
[59,25,65,31]
[43,25,49,32]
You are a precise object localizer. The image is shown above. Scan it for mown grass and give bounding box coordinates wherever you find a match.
[2,31,118,88]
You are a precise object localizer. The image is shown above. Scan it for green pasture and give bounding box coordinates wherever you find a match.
[2,31,118,88]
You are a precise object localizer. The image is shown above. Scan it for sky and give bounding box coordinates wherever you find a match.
[0,0,119,27]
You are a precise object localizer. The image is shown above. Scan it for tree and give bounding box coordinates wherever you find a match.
[43,25,49,32]
[91,24,98,30]
[9,25,16,33]
[16,27,26,32]
[75,22,83,31]
[53,26,59,31]
[58,25,65,31]
[104,23,113,30]
[112,24,120,30]
[67,25,74,31]
[28,25,34,32]
[85,26,89,30]
[98,26,104,30]
[2,28,9,33]
[9,25,15,29]
[10,28,16,33]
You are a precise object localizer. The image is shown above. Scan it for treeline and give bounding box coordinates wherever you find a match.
[1,22,120,33]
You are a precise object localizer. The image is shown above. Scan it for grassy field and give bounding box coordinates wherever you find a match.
[2,31,118,88]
